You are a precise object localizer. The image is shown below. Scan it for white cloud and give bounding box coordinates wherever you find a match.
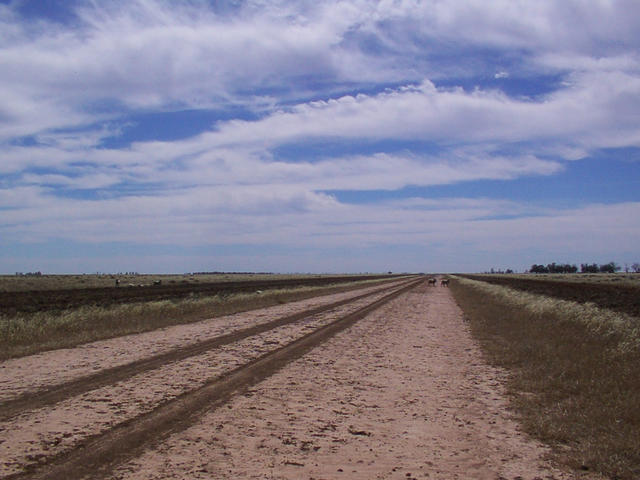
[264,152,561,191]
[2,0,639,142]
[1,0,640,272]
[20,172,121,190]
[171,74,640,156]
[2,139,563,197]
[536,53,640,73]
[3,181,638,264]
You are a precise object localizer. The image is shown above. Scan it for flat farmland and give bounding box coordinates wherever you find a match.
[0,274,400,314]
[0,278,596,480]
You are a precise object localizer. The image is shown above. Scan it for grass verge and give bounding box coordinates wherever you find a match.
[450,276,640,480]
[0,279,394,361]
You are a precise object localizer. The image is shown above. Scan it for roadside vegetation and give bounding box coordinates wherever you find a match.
[450,276,640,480]
[0,278,397,360]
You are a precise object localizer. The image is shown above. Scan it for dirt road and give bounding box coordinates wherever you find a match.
[0,280,414,478]
[1,281,599,479]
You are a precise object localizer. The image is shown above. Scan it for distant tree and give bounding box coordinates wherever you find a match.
[539,263,577,274]
[530,264,549,273]
[505,269,514,274]
[581,263,599,273]
[632,263,640,273]
[599,262,621,273]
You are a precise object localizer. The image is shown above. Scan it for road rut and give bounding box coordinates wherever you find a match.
[0,279,420,479]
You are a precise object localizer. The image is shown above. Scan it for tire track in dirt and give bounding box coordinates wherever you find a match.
[111,282,603,480]
[2,280,423,480]
[1,286,407,475]
[0,281,415,476]
[0,280,415,422]
[0,279,415,403]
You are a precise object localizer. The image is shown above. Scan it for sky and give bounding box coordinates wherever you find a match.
[1,0,639,274]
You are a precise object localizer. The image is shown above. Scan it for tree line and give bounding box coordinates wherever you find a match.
[529,262,640,274]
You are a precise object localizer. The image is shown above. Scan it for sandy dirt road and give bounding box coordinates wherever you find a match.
[111,283,598,480]
[1,280,601,479]
[0,280,413,478]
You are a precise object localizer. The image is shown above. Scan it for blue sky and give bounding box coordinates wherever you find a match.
[1,0,639,273]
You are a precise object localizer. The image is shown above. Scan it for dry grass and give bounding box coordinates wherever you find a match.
[450,276,640,480]
[0,279,391,360]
